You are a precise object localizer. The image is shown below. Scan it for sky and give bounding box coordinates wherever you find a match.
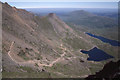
[0,0,119,2]
[0,0,119,8]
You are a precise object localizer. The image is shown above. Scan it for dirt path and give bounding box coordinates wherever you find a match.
[7,41,89,78]
[8,41,18,63]
[38,45,67,67]
[8,42,67,67]
[8,41,34,65]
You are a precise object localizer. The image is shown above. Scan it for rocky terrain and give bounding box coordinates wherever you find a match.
[1,2,118,78]
[86,60,120,79]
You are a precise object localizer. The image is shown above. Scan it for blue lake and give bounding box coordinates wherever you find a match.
[86,32,120,46]
[81,47,114,61]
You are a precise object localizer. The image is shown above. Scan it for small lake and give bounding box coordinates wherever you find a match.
[86,32,120,46]
[81,47,114,61]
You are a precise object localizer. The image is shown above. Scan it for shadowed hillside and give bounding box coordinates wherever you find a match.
[86,60,120,79]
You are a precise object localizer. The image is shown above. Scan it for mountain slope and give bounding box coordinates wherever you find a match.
[60,10,118,41]
[86,60,120,79]
[2,2,105,78]
[63,10,117,28]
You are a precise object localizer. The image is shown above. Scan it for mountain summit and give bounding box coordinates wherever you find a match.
[48,13,57,17]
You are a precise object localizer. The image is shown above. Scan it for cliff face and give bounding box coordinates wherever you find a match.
[86,60,120,79]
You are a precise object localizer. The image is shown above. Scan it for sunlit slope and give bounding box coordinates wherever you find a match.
[2,2,101,78]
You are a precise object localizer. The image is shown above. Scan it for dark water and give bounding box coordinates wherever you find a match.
[81,47,114,61]
[86,33,120,46]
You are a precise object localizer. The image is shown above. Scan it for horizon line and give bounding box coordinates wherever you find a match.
[20,7,118,9]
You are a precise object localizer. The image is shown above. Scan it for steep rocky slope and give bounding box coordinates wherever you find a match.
[86,60,120,79]
[2,2,105,78]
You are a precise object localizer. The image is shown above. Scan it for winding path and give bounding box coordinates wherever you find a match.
[8,41,18,63]
[8,41,68,67]
[7,41,90,78]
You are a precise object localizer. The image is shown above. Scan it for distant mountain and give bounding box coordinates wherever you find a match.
[63,10,117,28]
[60,10,118,41]
[93,12,118,19]
[70,10,95,17]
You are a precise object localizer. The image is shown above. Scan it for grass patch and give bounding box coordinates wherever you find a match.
[63,37,90,50]
[2,71,51,78]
